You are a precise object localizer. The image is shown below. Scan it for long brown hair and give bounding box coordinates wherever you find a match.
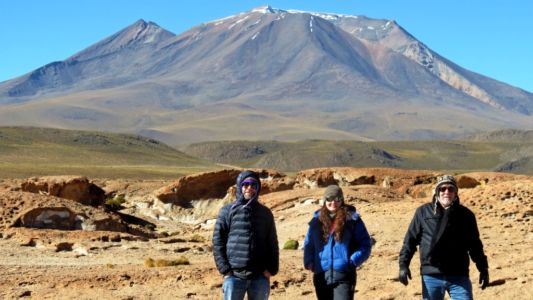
[318,204,347,242]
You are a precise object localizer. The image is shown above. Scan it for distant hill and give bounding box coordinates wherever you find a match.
[182,140,401,171]
[461,129,533,142]
[0,6,532,144]
[1,127,532,177]
[183,139,533,175]
[0,127,217,178]
[495,156,533,174]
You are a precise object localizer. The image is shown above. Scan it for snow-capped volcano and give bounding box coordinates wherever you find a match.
[0,6,531,144]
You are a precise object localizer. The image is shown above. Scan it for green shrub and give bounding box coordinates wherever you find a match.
[104,194,126,211]
[144,223,156,231]
[283,239,299,250]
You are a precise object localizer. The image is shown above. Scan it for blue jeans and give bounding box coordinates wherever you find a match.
[422,274,473,300]
[222,273,270,300]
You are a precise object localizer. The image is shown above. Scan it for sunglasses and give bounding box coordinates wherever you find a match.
[242,181,258,188]
[439,186,456,193]
[325,197,342,203]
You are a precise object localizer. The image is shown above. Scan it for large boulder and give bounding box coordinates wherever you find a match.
[154,169,241,205]
[154,169,295,205]
[295,168,442,199]
[255,169,295,194]
[295,167,422,189]
[456,175,480,189]
[1,191,124,231]
[21,176,105,206]
[295,169,337,188]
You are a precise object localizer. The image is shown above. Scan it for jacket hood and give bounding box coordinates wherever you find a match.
[234,170,261,206]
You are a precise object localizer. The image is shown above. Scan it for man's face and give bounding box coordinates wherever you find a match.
[437,184,456,208]
[241,178,258,200]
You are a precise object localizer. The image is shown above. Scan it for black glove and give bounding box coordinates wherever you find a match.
[479,269,489,290]
[399,267,411,286]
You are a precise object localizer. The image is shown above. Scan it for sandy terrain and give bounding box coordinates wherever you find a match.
[0,171,531,299]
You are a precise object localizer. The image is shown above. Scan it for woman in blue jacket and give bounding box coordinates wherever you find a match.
[304,185,372,300]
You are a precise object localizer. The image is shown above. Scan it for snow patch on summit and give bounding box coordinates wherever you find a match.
[143,27,163,44]
[251,6,276,14]
[228,16,249,30]
[248,6,361,22]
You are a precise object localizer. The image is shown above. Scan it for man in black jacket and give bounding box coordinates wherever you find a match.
[212,170,279,300]
[398,175,489,300]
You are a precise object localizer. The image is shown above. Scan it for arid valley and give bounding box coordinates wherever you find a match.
[0,168,531,299]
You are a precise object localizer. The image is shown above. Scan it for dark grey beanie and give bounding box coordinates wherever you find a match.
[322,185,344,203]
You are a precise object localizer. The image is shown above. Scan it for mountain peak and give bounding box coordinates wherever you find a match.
[250,5,278,14]
[131,18,148,26]
[248,6,362,20]
[109,19,171,45]
[68,19,175,62]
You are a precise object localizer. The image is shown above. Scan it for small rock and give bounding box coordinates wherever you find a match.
[19,290,31,297]
[120,274,131,281]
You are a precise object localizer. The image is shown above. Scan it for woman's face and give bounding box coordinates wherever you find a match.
[325,196,342,212]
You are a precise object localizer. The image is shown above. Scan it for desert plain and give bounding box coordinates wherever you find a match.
[0,168,531,300]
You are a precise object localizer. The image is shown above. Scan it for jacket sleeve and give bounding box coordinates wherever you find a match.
[350,218,372,268]
[467,211,489,272]
[303,221,315,271]
[399,207,422,269]
[212,205,231,275]
[267,209,279,276]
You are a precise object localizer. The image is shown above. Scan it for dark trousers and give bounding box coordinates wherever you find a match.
[313,272,356,300]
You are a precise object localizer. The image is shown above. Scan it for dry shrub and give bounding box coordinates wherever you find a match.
[144,256,190,267]
[144,257,155,267]
[189,234,205,243]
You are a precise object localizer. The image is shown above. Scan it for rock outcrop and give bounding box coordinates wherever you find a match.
[1,191,123,231]
[21,176,105,206]
[154,169,295,206]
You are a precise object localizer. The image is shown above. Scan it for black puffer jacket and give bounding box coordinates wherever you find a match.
[212,171,279,278]
[399,197,488,275]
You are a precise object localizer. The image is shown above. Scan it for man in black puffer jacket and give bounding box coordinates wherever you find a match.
[212,170,279,300]
[398,175,489,300]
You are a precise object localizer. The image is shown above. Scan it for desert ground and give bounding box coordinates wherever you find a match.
[0,168,531,300]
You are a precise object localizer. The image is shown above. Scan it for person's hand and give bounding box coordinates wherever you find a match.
[399,267,411,286]
[263,271,272,279]
[479,269,489,290]
[305,263,313,271]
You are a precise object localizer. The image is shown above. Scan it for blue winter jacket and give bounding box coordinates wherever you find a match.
[303,206,372,284]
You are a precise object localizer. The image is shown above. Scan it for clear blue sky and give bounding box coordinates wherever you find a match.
[1,0,532,92]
